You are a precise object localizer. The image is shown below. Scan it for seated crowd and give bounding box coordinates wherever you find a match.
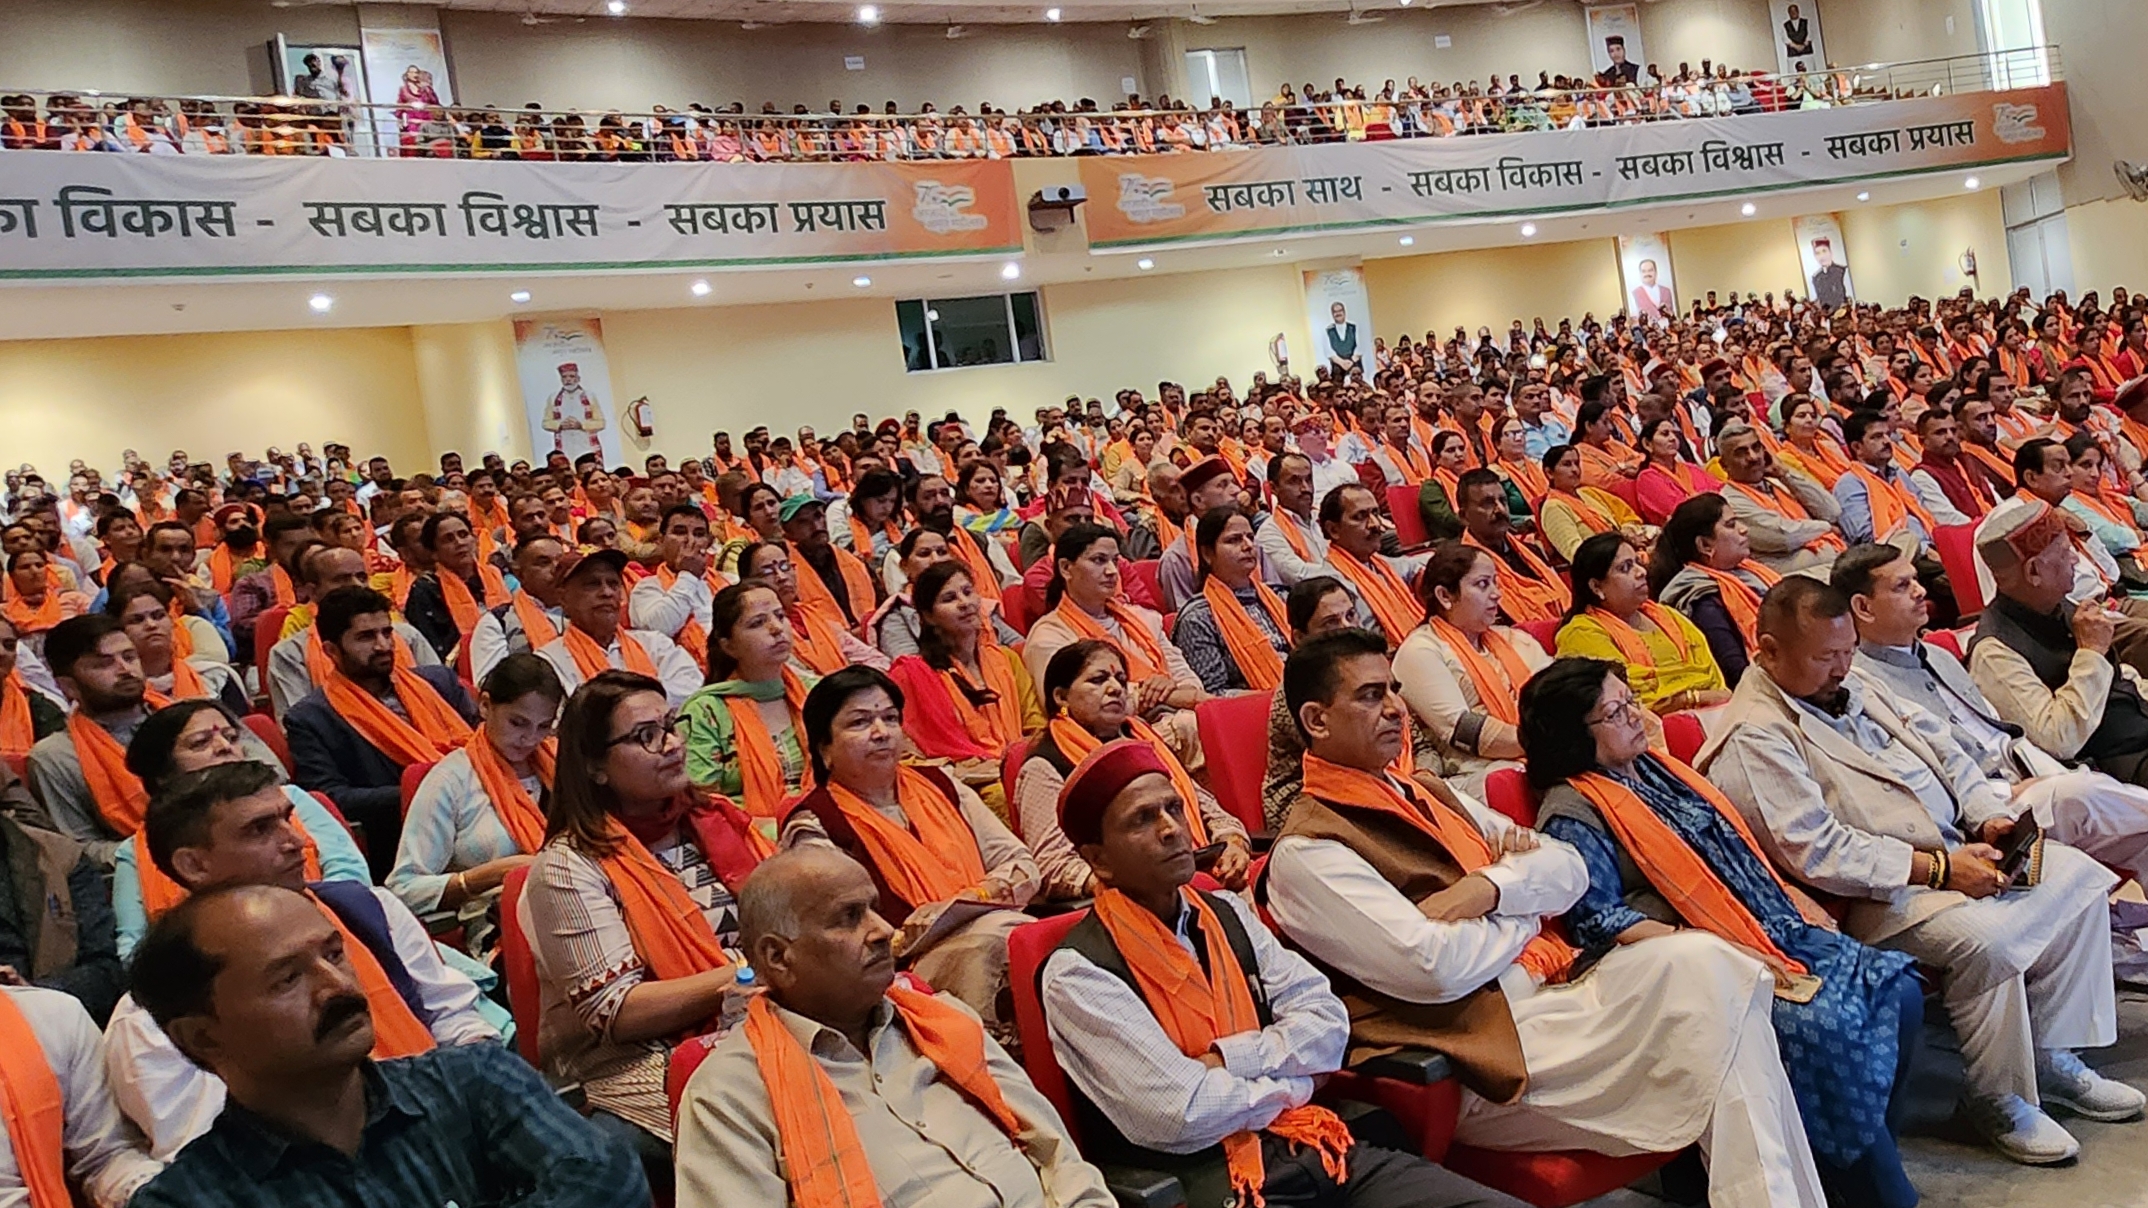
[5,279,2148,1207]
[0,47,1879,163]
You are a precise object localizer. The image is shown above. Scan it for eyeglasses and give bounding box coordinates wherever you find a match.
[605,715,682,754]
[1585,696,1643,729]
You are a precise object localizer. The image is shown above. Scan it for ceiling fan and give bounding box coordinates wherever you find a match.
[1186,6,1218,24]
[1345,2,1386,23]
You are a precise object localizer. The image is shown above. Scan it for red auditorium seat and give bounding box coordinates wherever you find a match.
[1661,711,1705,764]
[1389,483,1429,546]
[1195,691,1273,834]
[1123,559,1161,612]
[252,604,291,689]
[1445,1146,1678,1208]
[500,866,541,1066]
[1930,523,1982,620]
[1925,627,1966,660]
[307,790,366,858]
[243,712,293,770]
[400,760,436,820]
[1520,618,1563,652]
[1484,767,1538,827]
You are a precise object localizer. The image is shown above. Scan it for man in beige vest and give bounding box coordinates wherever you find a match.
[1699,573,2141,1166]
[1262,628,1825,1207]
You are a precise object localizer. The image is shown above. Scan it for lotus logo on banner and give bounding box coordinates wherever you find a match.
[911,182,989,234]
[1115,174,1185,224]
[1991,102,2045,145]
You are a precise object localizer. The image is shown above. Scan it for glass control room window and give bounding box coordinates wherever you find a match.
[896,292,1047,372]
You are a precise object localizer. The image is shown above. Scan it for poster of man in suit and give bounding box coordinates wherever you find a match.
[1585,5,1647,87]
[1303,267,1373,381]
[1794,214,1855,310]
[1769,0,1827,75]
[1618,233,1678,325]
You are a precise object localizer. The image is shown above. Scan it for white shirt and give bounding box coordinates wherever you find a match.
[628,569,715,646]
[468,598,565,687]
[1265,780,1588,1005]
[534,626,703,707]
[0,987,161,1208]
[103,886,498,1162]
[1304,453,1360,511]
[1255,508,1331,586]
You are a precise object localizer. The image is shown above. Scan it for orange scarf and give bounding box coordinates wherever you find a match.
[388,565,418,611]
[1685,562,1781,649]
[207,542,254,597]
[1462,535,1571,625]
[1544,489,1614,534]
[944,644,1026,753]
[1586,603,1691,669]
[562,625,659,681]
[593,806,766,981]
[305,622,415,687]
[1301,754,1573,983]
[1723,481,1846,552]
[160,658,212,702]
[505,591,561,651]
[947,527,1004,606]
[654,566,728,668]
[1202,577,1289,692]
[789,605,850,676]
[1568,761,1813,972]
[1784,435,1856,489]
[437,565,511,635]
[1049,716,1208,846]
[320,667,471,766]
[1050,599,1168,682]
[1497,457,1550,503]
[847,514,900,559]
[744,983,1026,1208]
[0,591,61,635]
[0,990,69,1208]
[1092,887,1354,1205]
[0,674,34,768]
[791,541,874,631]
[466,729,556,853]
[136,806,323,920]
[311,892,436,1059]
[1427,618,1532,727]
[1847,464,1937,541]
[269,564,298,608]
[68,712,149,836]
[723,669,813,818]
[1269,510,1318,564]
[822,767,988,906]
[1326,547,1420,646]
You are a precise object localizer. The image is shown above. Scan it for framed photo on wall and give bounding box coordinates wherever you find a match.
[1583,4,1646,89]
[1768,0,1826,76]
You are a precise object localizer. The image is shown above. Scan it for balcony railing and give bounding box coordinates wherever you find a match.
[0,45,2059,164]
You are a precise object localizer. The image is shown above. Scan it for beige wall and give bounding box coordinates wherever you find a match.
[1814,0,1977,68]
[1837,189,2009,302]
[1669,219,1808,305]
[441,11,1145,114]
[0,0,358,95]
[2038,0,2142,208]
[411,321,526,462]
[2061,199,2148,297]
[0,327,429,475]
[1364,237,1623,339]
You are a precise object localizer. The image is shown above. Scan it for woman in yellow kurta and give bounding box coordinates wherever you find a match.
[1554,531,1729,716]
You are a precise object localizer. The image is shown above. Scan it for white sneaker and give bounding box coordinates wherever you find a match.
[2038,1049,2148,1122]
[1961,1094,2081,1165]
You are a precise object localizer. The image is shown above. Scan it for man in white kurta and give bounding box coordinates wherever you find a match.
[1265,631,1825,1207]
[0,985,162,1207]
[1700,573,2140,1165]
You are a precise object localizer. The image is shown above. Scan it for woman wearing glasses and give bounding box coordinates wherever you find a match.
[524,669,771,1180]
[114,698,368,957]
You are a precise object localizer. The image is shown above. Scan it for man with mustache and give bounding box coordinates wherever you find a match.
[675,844,1114,1208]
[122,876,641,1205]
[102,761,504,1166]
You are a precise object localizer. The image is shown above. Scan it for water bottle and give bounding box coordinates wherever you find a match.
[718,964,756,1033]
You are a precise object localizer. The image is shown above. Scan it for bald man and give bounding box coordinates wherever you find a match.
[675,847,1114,1208]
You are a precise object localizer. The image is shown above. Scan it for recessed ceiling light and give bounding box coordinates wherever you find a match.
[1740,202,1757,216]
[308,293,333,313]
[1856,191,1871,202]
[1399,235,1415,246]
[852,275,872,287]
[607,0,626,13]
[1271,248,1288,257]
[1518,222,1537,237]
[1136,257,1155,270]
[509,290,532,304]
[858,4,879,23]
[690,279,712,297]
[1000,261,1022,281]
[1045,6,1061,18]
[1963,175,1980,189]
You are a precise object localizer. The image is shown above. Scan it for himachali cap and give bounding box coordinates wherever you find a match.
[1179,456,1234,496]
[1974,499,2073,570]
[1699,358,1732,379]
[2113,375,2148,416]
[1057,738,1173,848]
[1046,484,1092,515]
[558,362,579,373]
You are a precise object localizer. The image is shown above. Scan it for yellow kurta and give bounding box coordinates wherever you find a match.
[1554,609,1724,712]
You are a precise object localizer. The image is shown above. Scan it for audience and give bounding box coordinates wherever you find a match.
[264,543,441,718]
[1556,532,1730,715]
[883,560,1041,818]
[1650,493,1783,686]
[1264,628,1826,1201]
[532,548,702,705]
[1524,657,1923,1207]
[105,761,499,1162]
[1392,540,1553,799]
[1170,505,1292,692]
[678,580,817,822]
[0,981,161,1206]
[125,883,645,1207]
[1039,737,1525,1208]
[1700,575,2141,1164]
